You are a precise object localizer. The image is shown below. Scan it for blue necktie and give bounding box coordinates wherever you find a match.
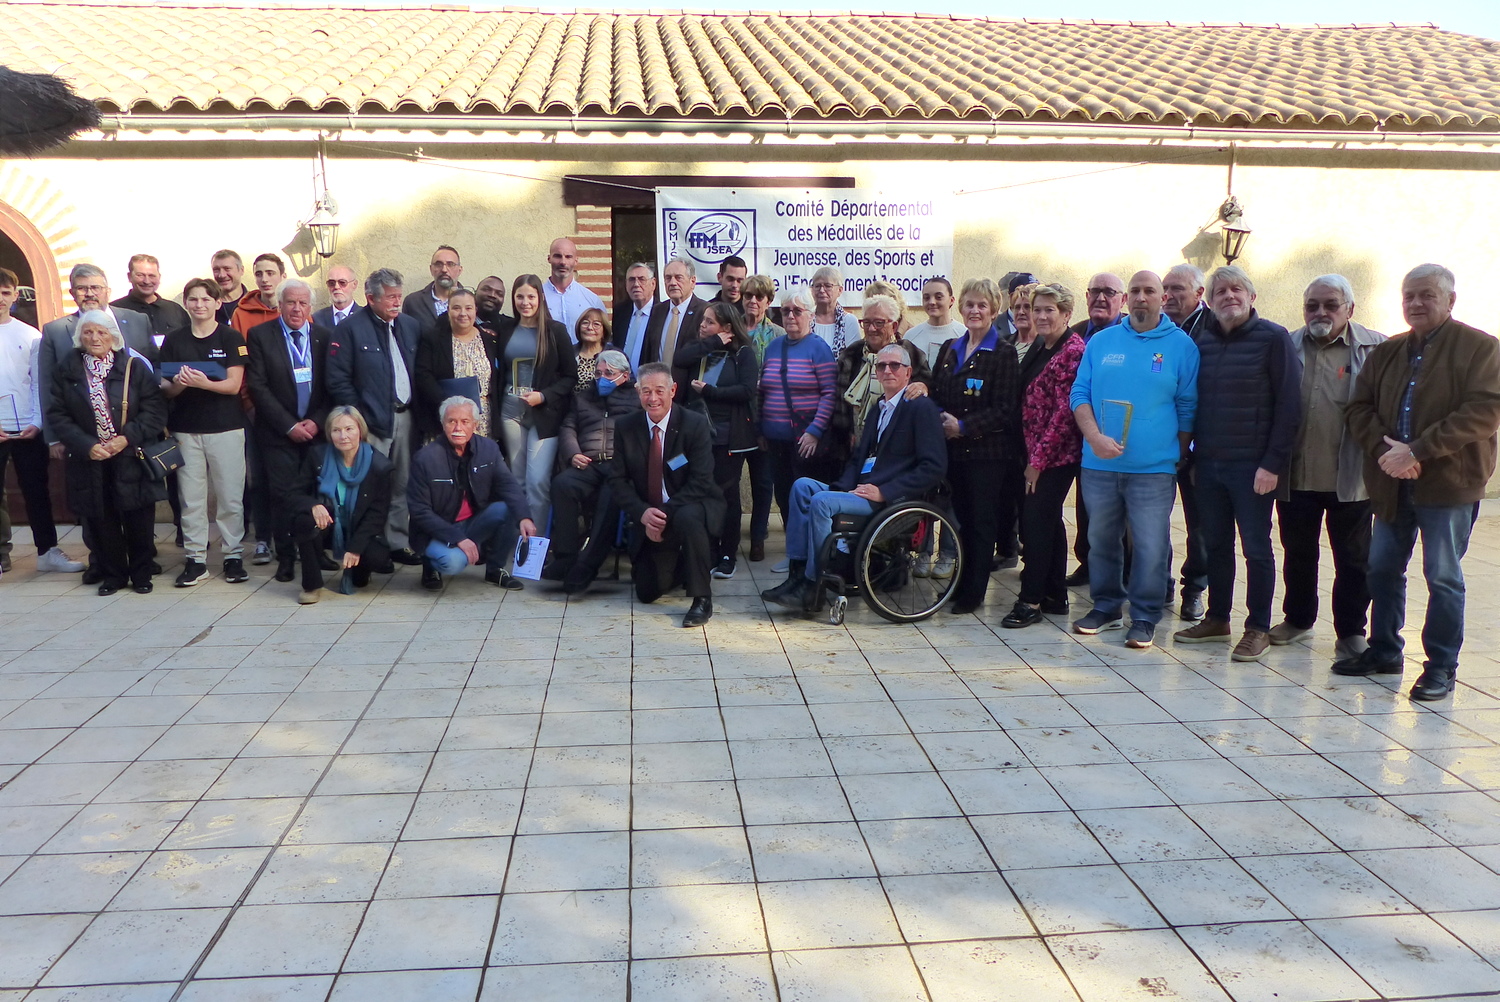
[290,332,311,417]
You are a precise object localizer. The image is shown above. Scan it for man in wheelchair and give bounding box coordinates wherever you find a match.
[762,343,947,613]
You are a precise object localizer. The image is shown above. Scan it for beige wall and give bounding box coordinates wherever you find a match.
[11,142,1498,338]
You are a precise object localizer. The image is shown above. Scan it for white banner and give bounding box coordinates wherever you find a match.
[656,186,954,307]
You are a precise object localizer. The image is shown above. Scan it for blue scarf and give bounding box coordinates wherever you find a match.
[318,443,373,560]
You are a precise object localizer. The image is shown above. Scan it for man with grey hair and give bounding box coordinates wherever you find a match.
[548,349,643,593]
[1173,265,1302,662]
[246,277,332,584]
[325,267,422,566]
[313,264,361,328]
[642,256,706,373]
[1341,264,1500,700]
[1270,275,1386,660]
[544,237,606,337]
[613,261,657,369]
[1162,262,1212,617]
[402,245,463,340]
[1162,264,1210,338]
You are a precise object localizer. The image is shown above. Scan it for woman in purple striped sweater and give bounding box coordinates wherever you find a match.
[759,286,839,536]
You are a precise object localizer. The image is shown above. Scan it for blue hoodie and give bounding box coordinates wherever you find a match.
[1069,314,1199,474]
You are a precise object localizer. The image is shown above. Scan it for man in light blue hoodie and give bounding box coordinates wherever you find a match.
[1068,270,1200,649]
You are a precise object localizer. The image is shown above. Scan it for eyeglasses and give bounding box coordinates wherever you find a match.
[579,319,604,328]
[72,284,107,295]
[326,279,353,287]
[873,361,908,371]
[859,319,894,330]
[1086,288,1124,298]
[782,307,809,317]
[811,282,839,291]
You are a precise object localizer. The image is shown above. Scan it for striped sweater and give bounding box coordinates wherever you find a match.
[758,333,837,442]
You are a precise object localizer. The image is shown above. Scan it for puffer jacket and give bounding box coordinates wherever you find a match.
[1192,309,1302,474]
[558,377,643,461]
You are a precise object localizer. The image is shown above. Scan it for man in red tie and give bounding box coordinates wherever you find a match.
[608,362,724,626]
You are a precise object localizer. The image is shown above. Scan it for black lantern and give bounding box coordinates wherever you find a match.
[1218,195,1250,265]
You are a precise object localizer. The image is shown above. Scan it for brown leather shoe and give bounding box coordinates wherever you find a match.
[1231,629,1271,662]
[749,540,766,562]
[1172,617,1231,644]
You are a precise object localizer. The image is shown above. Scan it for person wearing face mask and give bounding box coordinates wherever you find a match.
[290,406,393,603]
[547,350,642,593]
[674,301,761,579]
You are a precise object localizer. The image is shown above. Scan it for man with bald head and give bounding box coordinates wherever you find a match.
[314,265,361,328]
[1068,270,1198,650]
[544,236,606,339]
[1173,266,1301,662]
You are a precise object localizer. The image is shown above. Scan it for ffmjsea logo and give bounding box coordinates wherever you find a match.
[676,211,752,264]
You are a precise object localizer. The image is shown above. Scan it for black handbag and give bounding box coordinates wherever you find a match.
[121,356,184,481]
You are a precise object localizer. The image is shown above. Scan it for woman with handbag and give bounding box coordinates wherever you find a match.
[758,287,838,553]
[675,301,760,579]
[159,277,250,587]
[46,310,168,595]
[290,405,393,603]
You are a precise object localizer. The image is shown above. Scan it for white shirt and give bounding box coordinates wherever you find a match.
[545,277,606,340]
[875,392,901,442]
[431,289,449,317]
[646,412,672,503]
[905,320,965,361]
[0,317,42,431]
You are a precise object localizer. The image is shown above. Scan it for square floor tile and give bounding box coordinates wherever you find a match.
[1038,763,1171,810]
[41,907,230,986]
[859,817,993,876]
[1124,858,1293,925]
[0,912,94,986]
[329,969,482,1001]
[840,771,961,820]
[489,890,629,965]
[164,798,302,850]
[1182,800,1339,857]
[284,793,414,845]
[1178,921,1374,1002]
[971,811,1112,869]
[1079,806,1226,863]
[631,741,734,783]
[1352,846,1500,911]
[913,939,1080,1002]
[478,961,626,1001]
[1287,796,1448,850]
[0,851,143,914]
[1048,928,1232,1002]
[516,784,630,834]
[1134,758,1272,805]
[746,822,877,881]
[402,789,522,840]
[630,882,767,957]
[632,780,743,829]
[629,954,776,1002]
[503,831,626,893]
[1307,913,1500,996]
[631,826,754,887]
[377,835,514,897]
[1007,864,1165,935]
[758,877,904,949]
[197,901,364,978]
[942,766,1070,815]
[344,894,498,971]
[1238,852,1414,919]
[245,842,390,905]
[773,945,930,1002]
[882,870,1030,941]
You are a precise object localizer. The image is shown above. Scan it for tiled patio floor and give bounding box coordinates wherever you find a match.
[2,505,1500,1002]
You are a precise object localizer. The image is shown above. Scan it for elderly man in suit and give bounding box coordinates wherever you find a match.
[246,278,332,586]
[609,361,724,627]
[325,267,422,566]
[762,342,947,613]
[401,245,463,339]
[613,261,657,370]
[643,257,707,371]
[313,265,361,328]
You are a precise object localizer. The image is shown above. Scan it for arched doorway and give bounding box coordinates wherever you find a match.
[0,198,62,325]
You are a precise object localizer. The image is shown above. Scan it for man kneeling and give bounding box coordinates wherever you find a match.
[408,395,536,590]
[762,343,947,612]
[609,363,724,627]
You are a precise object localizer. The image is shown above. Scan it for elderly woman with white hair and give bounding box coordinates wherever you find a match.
[809,266,856,353]
[759,286,838,545]
[46,310,168,595]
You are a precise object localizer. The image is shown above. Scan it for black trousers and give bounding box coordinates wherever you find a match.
[1277,491,1372,638]
[88,467,156,588]
[292,509,390,590]
[260,436,316,561]
[767,439,839,529]
[747,446,773,543]
[713,449,747,563]
[1177,472,1208,597]
[1019,464,1077,606]
[551,461,623,579]
[996,454,1025,560]
[632,501,714,601]
[949,458,1004,608]
[0,436,58,553]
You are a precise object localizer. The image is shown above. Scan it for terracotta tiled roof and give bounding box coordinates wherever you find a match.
[6,3,1500,129]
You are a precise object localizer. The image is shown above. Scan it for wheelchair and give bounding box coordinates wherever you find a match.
[812,496,963,625]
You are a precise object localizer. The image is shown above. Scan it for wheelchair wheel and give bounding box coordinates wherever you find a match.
[854,501,962,623]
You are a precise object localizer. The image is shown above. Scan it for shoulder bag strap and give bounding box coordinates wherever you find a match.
[120,354,133,429]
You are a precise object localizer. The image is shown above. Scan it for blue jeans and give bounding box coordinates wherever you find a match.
[1080,469,1176,625]
[423,502,516,576]
[1195,460,1277,631]
[1369,500,1474,670]
[787,477,876,580]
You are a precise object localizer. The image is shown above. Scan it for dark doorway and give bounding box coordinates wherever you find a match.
[0,229,38,327]
[611,207,655,304]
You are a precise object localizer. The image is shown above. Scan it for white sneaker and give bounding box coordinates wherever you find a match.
[772,558,789,573]
[931,556,956,579]
[37,547,84,573]
[912,556,933,578]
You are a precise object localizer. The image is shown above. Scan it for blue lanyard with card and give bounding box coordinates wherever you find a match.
[284,328,312,383]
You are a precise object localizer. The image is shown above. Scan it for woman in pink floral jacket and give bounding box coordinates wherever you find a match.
[1002,284,1087,629]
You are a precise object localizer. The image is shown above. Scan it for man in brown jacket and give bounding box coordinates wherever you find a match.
[1339,264,1500,699]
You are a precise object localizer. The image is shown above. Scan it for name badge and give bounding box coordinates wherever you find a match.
[293,366,312,385]
[1151,352,1164,372]
[861,457,877,474]
[667,453,688,471]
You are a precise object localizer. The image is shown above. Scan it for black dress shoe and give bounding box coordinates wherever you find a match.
[369,561,396,575]
[318,551,339,572]
[132,581,153,594]
[82,567,104,585]
[390,547,422,566]
[540,557,572,582]
[274,560,295,583]
[97,582,120,596]
[1331,648,1405,677]
[682,596,713,627]
[749,539,765,562]
[150,561,162,576]
[1064,566,1089,587]
[948,601,980,615]
[1000,601,1043,629]
[1041,597,1070,616]
[762,573,807,607]
[421,567,443,590]
[562,565,594,595]
[1410,664,1457,701]
[1179,592,1206,621]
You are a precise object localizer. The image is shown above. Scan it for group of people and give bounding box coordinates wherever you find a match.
[0,242,1494,700]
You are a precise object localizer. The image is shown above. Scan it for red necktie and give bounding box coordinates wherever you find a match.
[648,425,664,506]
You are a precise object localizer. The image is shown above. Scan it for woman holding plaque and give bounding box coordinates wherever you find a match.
[675,301,760,578]
[495,274,575,532]
[1002,284,1085,629]
[928,278,1020,616]
[415,287,499,440]
[573,309,611,390]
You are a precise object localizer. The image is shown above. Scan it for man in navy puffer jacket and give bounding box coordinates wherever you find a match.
[1173,266,1302,662]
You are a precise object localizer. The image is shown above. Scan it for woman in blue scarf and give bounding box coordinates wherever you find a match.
[291,405,393,603]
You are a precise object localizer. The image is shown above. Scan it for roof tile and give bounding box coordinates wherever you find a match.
[5,4,1499,130]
